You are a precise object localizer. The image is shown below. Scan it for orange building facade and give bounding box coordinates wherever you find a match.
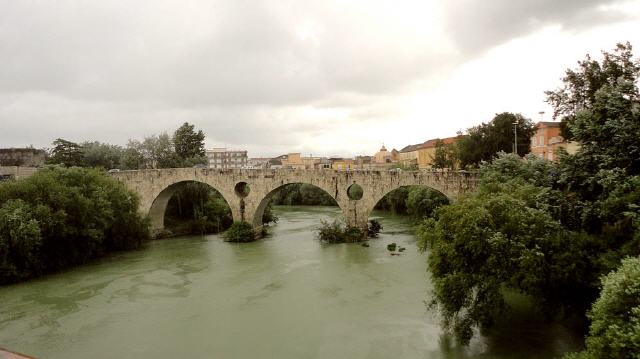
[530,122,579,161]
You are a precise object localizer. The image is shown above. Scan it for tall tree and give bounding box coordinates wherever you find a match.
[121,140,146,170]
[456,112,534,168]
[431,139,458,170]
[173,122,206,163]
[547,42,640,177]
[81,141,124,169]
[48,138,84,167]
[546,42,639,141]
[132,133,179,169]
[420,43,640,348]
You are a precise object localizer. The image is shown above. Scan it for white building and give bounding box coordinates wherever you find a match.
[206,148,248,169]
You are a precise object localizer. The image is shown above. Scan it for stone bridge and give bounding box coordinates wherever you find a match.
[111,168,478,236]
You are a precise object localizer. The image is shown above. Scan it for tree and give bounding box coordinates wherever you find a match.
[418,44,640,350]
[405,187,449,218]
[0,199,43,281]
[81,141,124,169]
[564,257,640,359]
[431,139,458,169]
[48,138,84,167]
[417,154,597,345]
[550,43,640,263]
[546,42,639,141]
[121,140,146,170]
[0,167,149,284]
[131,133,180,169]
[456,112,535,168]
[173,122,206,165]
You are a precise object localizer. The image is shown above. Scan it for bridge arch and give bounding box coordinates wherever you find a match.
[147,180,236,235]
[250,182,349,228]
[365,184,450,222]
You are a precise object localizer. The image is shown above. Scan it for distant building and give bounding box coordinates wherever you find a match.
[417,136,463,169]
[280,153,328,169]
[0,148,46,167]
[330,158,355,170]
[318,158,332,169]
[206,148,248,169]
[281,153,305,169]
[354,155,372,169]
[530,122,579,161]
[268,155,287,169]
[398,144,421,168]
[373,145,397,164]
[247,157,271,169]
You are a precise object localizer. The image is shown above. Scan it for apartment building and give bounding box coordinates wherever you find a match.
[530,122,579,161]
[206,148,248,169]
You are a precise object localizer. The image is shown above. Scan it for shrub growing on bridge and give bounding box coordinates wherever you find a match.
[0,166,149,285]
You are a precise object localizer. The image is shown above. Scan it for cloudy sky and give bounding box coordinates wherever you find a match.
[1,0,639,158]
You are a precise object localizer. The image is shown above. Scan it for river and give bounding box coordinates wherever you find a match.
[0,206,582,358]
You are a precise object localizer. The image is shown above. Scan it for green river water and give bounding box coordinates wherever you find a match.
[0,206,582,359]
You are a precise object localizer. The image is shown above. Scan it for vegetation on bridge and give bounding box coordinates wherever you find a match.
[0,166,149,285]
[418,43,640,351]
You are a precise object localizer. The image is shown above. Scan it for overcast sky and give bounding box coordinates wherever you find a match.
[1,0,639,158]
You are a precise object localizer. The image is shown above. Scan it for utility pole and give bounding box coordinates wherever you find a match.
[513,121,518,155]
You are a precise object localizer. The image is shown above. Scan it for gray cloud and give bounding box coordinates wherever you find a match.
[0,0,637,156]
[443,0,631,56]
[0,1,444,107]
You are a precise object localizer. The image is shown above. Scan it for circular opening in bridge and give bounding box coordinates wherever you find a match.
[235,182,250,197]
[347,183,363,200]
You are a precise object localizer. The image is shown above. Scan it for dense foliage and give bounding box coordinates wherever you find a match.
[418,43,640,348]
[564,257,640,359]
[47,122,208,170]
[431,139,458,170]
[375,186,449,219]
[456,112,535,168]
[269,183,337,206]
[173,122,206,160]
[316,220,367,243]
[223,221,256,243]
[48,138,84,167]
[164,182,233,236]
[0,167,149,284]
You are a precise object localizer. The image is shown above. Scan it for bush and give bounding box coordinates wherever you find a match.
[316,220,365,243]
[367,219,383,237]
[0,166,149,284]
[262,201,279,225]
[564,257,640,359]
[223,221,256,243]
